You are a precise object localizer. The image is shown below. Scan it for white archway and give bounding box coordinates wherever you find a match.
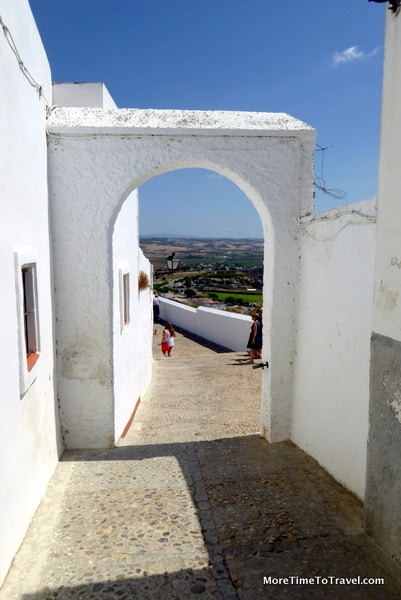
[47,107,315,448]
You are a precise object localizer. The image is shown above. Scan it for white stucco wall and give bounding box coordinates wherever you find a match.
[137,249,153,400]
[47,107,315,448]
[53,82,117,109]
[365,10,401,564]
[0,0,60,585]
[292,201,376,499]
[112,191,152,441]
[160,298,253,351]
[373,13,401,342]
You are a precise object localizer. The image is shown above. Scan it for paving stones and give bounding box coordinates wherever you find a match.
[1,324,401,599]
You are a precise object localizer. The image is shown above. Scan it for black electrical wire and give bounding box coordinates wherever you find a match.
[313,144,347,201]
[0,15,49,110]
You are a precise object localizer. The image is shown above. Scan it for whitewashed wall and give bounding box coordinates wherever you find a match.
[47,108,315,447]
[160,298,252,351]
[137,249,153,403]
[366,9,401,564]
[112,192,152,441]
[373,13,401,343]
[0,0,61,586]
[53,82,117,109]
[51,88,155,448]
[292,201,376,499]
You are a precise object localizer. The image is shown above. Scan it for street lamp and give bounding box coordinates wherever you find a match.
[166,252,180,274]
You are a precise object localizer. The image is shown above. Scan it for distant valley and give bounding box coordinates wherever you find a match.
[140,236,263,271]
[141,237,264,313]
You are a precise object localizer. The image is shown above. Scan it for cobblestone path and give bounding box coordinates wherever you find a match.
[1,323,400,599]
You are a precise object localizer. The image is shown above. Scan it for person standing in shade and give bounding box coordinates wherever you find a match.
[153,293,160,322]
[247,313,262,363]
[255,308,263,359]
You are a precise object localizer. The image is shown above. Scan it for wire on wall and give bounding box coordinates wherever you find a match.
[302,207,376,224]
[314,144,347,201]
[0,14,50,113]
[299,205,376,241]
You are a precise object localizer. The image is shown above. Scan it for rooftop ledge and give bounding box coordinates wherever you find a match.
[47,106,315,138]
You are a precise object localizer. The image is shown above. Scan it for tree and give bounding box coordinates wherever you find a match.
[208,292,219,301]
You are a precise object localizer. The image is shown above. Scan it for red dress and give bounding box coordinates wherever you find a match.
[161,329,171,354]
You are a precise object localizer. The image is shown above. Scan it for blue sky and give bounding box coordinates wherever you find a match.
[29,0,386,238]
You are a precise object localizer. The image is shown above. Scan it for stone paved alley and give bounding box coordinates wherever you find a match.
[1,323,401,599]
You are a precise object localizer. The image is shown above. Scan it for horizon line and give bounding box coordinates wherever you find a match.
[140,233,264,240]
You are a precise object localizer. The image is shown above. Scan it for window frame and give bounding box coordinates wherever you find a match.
[119,265,131,331]
[14,250,41,394]
[22,265,40,370]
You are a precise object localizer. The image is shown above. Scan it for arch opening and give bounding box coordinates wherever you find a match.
[112,164,273,443]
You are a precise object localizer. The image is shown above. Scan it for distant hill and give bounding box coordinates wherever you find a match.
[140,233,263,241]
[140,237,264,270]
[140,233,191,239]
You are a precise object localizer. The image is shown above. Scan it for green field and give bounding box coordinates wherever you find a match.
[208,291,262,305]
[181,256,263,268]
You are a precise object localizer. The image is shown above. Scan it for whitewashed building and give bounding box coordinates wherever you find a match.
[0,0,61,584]
[1,0,401,587]
[0,0,153,583]
[365,5,401,564]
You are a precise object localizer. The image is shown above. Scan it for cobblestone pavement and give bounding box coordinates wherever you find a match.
[2,323,401,599]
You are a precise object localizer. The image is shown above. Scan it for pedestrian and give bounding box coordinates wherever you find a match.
[247,312,262,363]
[153,293,160,322]
[165,322,176,357]
[161,324,170,356]
[255,308,263,359]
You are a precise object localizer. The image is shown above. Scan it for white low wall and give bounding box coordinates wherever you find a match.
[160,298,252,351]
[292,201,376,500]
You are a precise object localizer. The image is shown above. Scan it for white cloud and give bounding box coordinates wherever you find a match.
[332,45,380,67]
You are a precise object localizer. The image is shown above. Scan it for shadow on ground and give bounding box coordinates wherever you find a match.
[21,435,401,600]
[6,325,401,599]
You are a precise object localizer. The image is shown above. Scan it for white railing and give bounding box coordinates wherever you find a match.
[159,297,252,351]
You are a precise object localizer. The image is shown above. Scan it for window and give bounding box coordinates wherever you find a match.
[22,265,40,371]
[119,266,131,331]
[14,249,40,394]
[123,273,130,326]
